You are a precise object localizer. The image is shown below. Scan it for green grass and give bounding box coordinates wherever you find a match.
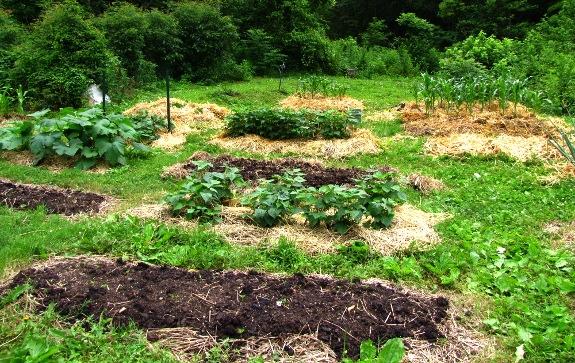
[0,75,574,362]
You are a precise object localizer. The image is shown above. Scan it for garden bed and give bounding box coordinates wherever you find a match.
[0,178,108,215]
[5,257,450,360]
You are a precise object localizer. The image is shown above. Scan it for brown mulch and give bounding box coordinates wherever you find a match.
[4,257,450,360]
[0,178,107,215]
[279,94,364,112]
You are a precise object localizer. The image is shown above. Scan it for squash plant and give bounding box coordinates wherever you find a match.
[0,108,151,170]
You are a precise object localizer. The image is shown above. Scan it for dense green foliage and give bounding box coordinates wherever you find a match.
[225,107,358,140]
[0,108,159,170]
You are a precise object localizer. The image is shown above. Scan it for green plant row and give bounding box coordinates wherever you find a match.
[0,108,166,170]
[162,165,407,235]
[224,107,358,140]
[412,73,543,117]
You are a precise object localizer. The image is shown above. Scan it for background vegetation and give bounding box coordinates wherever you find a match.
[1,0,575,113]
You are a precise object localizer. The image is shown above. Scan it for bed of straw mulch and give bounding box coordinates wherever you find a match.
[123,97,231,150]
[0,178,108,215]
[2,256,491,361]
[279,94,364,111]
[399,102,569,162]
[209,129,382,160]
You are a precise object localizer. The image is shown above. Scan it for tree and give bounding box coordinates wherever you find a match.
[11,2,116,108]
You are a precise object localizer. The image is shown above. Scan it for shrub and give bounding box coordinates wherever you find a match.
[171,2,240,82]
[224,107,357,140]
[440,31,519,77]
[10,3,117,109]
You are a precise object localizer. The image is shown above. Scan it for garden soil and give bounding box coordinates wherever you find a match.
[162,151,398,187]
[4,257,450,360]
[0,178,107,215]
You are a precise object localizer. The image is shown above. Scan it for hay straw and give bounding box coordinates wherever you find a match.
[126,203,450,256]
[424,133,562,161]
[539,162,575,184]
[208,129,381,159]
[279,94,364,111]
[123,97,231,150]
[406,172,448,193]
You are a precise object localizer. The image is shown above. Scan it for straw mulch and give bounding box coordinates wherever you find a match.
[406,172,448,193]
[123,98,231,149]
[125,203,451,256]
[208,129,382,159]
[148,328,338,363]
[399,102,574,164]
[279,94,364,111]
[544,220,575,250]
[424,133,562,161]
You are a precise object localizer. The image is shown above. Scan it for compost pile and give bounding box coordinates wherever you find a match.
[5,257,450,360]
[162,152,397,187]
[0,178,106,215]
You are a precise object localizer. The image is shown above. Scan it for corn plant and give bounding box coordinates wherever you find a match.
[548,116,575,166]
[16,85,28,114]
[0,86,14,115]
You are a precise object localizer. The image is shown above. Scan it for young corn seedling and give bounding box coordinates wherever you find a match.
[548,116,575,166]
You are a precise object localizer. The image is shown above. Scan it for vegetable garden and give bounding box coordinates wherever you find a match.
[0,75,574,362]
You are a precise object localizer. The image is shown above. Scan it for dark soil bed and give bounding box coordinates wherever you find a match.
[0,179,106,215]
[164,153,397,187]
[5,258,449,359]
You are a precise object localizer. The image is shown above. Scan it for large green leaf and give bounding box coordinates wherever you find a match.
[29,132,61,154]
[93,119,116,136]
[377,338,405,363]
[53,139,83,156]
[74,157,97,170]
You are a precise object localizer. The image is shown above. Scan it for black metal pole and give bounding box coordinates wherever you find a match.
[102,70,107,115]
[166,70,172,133]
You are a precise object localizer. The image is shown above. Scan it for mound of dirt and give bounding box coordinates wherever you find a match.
[5,257,450,359]
[162,152,397,187]
[0,178,107,215]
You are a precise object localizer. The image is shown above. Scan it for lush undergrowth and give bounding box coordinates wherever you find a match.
[0,76,574,362]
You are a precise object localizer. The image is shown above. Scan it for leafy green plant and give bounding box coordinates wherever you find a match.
[0,85,14,115]
[0,119,36,151]
[225,107,356,140]
[162,161,247,223]
[129,110,168,142]
[242,169,307,227]
[547,116,575,166]
[342,338,405,363]
[16,84,28,114]
[296,75,350,98]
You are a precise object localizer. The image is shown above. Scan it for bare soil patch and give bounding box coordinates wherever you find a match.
[163,151,397,187]
[0,178,107,215]
[4,257,450,360]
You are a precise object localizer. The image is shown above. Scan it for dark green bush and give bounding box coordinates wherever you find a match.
[171,2,240,82]
[10,3,116,109]
[92,3,155,85]
[225,107,357,140]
